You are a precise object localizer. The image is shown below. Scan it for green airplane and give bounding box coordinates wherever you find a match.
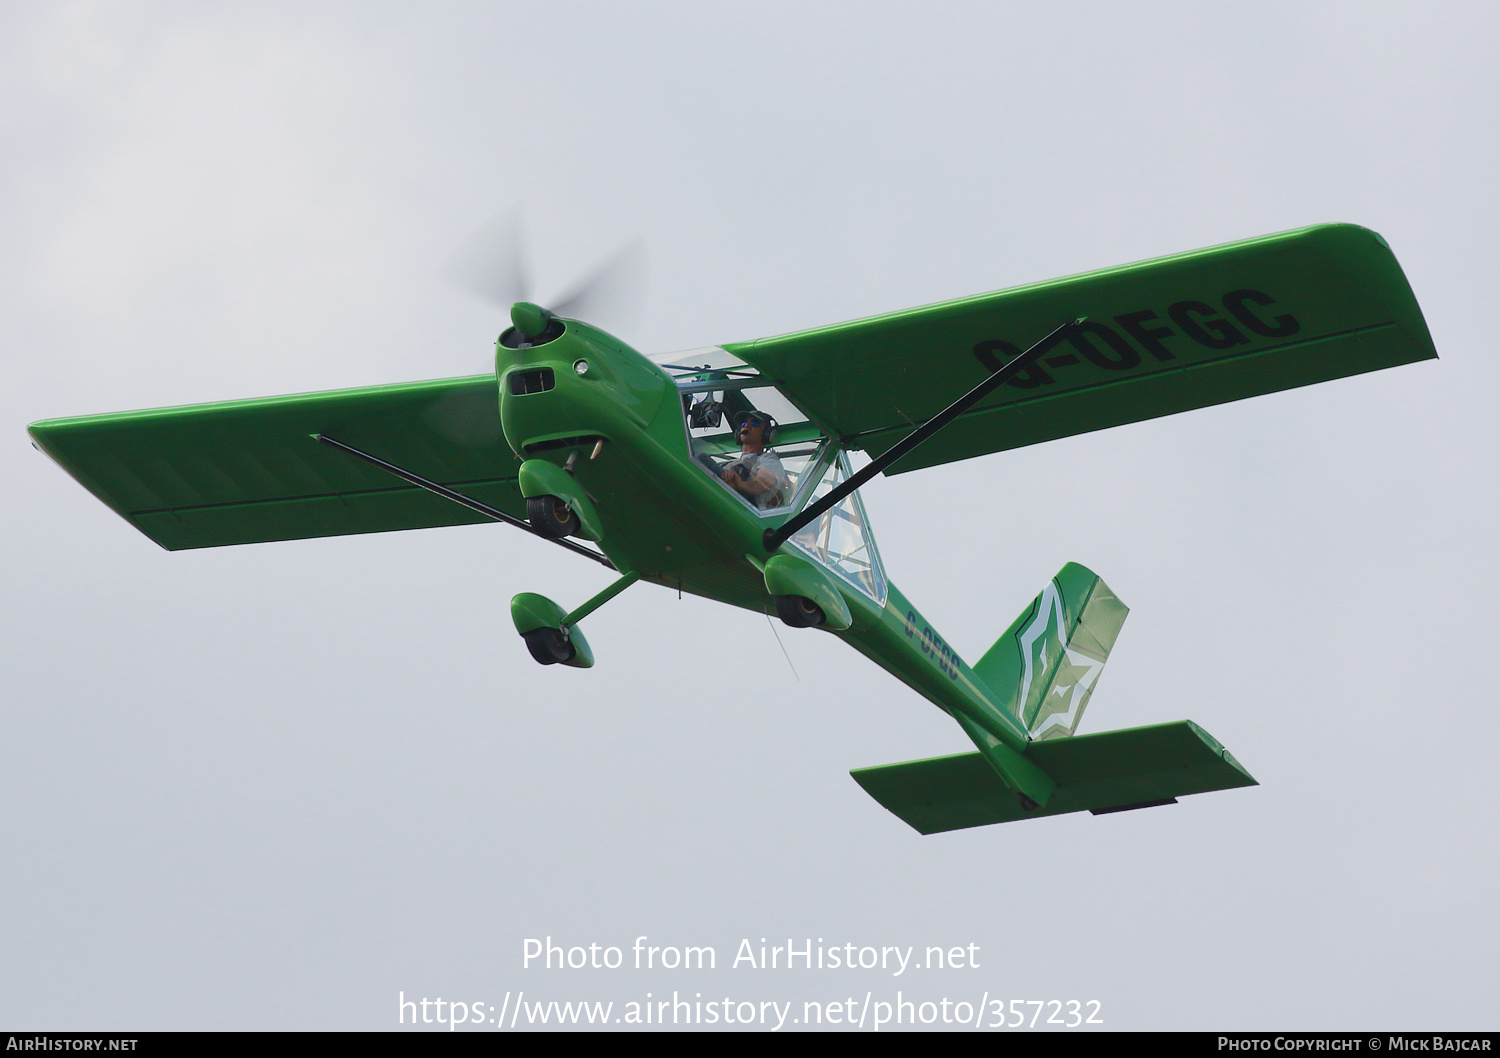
[28,223,1435,834]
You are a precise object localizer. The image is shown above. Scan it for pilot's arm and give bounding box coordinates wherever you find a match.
[722,458,773,497]
[723,459,768,495]
[722,456,785,505]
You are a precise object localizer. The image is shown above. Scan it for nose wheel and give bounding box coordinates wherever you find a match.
[527,495,580,538]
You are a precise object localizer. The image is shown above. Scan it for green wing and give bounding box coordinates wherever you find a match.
[727,224,1436,474]
[29,375,522,550]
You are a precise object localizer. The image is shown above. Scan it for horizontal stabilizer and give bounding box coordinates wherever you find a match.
[851,721,1256,835]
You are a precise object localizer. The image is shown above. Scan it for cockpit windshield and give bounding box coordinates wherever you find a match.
[651,346,758,380]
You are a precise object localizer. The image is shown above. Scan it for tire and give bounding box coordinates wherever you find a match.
[527,495,580,539]
[523,627,575,665]
[774,594,825,628]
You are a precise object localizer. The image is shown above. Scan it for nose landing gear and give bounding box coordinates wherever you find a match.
[527,495,580,539]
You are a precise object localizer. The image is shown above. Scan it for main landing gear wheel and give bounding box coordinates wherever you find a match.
[523,627,575,665]
[527,495,580,539]
[774,594,825,628]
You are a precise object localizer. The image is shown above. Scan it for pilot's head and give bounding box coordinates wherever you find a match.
[732,411,776,452]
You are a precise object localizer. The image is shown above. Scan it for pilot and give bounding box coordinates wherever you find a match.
[720,411,789,509]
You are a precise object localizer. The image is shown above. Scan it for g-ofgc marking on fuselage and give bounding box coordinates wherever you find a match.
[30,224,1436,833]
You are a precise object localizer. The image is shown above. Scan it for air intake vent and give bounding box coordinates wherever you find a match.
[508,368,555,395]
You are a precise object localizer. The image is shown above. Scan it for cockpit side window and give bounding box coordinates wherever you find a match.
[664,354,886,603]
[677,373,822,514]
[787,453,888,606]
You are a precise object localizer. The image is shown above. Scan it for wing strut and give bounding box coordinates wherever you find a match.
[762,317,1083,552]
[314,433,616,569]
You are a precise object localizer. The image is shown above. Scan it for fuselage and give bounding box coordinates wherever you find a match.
[494,317,1032,753]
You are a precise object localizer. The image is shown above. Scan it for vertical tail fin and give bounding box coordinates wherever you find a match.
[972,563,1128,741]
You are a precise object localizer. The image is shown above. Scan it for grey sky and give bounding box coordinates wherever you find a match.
[2,1,1495,1030]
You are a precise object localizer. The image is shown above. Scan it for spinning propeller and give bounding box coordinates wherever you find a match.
[422,213,646,449]
[444,211,646,344]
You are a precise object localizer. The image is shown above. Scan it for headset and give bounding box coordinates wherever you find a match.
[729,409,779,445]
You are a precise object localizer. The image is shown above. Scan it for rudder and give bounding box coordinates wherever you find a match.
[972,562,1128,741]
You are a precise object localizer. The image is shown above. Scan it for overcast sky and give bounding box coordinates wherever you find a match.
[2,0,1496,1031]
